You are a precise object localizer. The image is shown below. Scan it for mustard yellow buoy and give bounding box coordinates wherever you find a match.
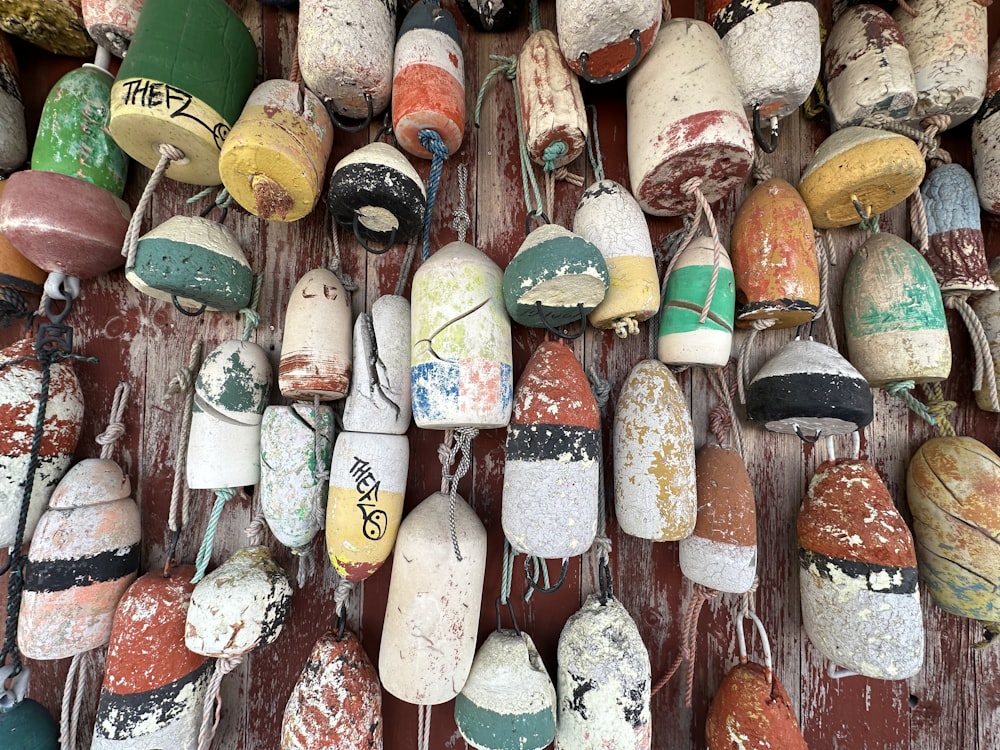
[0,0,95,56]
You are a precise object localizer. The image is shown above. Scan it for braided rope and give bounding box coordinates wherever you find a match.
[192,488,236,584]
[438,428,478,561]
[922,382,958,437]
[451,164,471,244]
[650,583,718,706]
[418,130,450,261]
[886,380,935,425]
[123,143,185,267]
[813,230,838,351]
[164,340,203,535]
[196,656,242,750]
[735,321,774,405]
[417,704,432,750]
[96,382,130,460]
[947,295,1000,411]
[240,274,263,341]
[585,105,605,183]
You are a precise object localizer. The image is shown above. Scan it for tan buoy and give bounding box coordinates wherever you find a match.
[556,0,661,84]
[973,39,1000,214]
[0,0,95,56]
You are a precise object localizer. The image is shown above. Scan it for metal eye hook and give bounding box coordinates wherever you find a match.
[0,665,29,709]
[335,604,348,642]
[794,423,823,444]
[534,301,587,341]
[326,93,375,133]
[524,210,551,238]
[598,557,614,605]
[495,596,522,636]
[524,556,570,595]
[351,211,398,254]
[752,104,779,154]
[172,295,207,317]
[578,29,643,85]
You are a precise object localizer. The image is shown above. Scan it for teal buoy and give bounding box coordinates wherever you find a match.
[0,698,59,750]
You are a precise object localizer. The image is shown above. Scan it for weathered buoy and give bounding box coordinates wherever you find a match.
[18,458,139,660]
[457,0,523,32]
[0,696,59,749]
[973,38,1000,213]
[799,126,926,229]
[971,258,1000,412]
[503,340,599,559]
[0,0,94,56]
[731,178,820,328]
[679,445,756,594]
[279,268,353,401]
[613,359,696,541]
[706,659,807,750]
[555,594,651,749]
[82,0,144,57]
[0,337,84,547]
[657,235,735,368]
[907,436,1000,624]
[411,241,513,430]
[186,339,272,490]
[0,32,27,170]
[455,629,557,750]
[379,491,487,705]
[280,629,383,750]
[326,430,408,582]
[92,567,212,750]
[556,0,660,84]
[626,18,753,216]
[799,459,924,679]
[0,184,46,296]
[843,232,951,388]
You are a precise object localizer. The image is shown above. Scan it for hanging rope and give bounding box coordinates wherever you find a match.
[922,382,958,437]
[417,704,432,750]
[0,287,30,328]
[418,130,450,260]
[451,163,471,244]
[813,230,839,351]
[886,380,935,425]
[438,428,478,561]
[122,143,186,267]
[544,167,584,222]
[587,367,613,602]
[240,274,262,341]
[946,295,1000,411]
[59,647,100,750]
[95,382,130,460]
[735,320,776,405]
[585,105,605,183]
[395,239,419,298]
[196,655,242,750]
[708,365,744,457]
[288,39,302,84]
[650,583,719,706]
[192,488,237,584]
[529,0,541,32]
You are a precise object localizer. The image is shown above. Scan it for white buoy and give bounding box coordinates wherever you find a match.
[556,0,661,84]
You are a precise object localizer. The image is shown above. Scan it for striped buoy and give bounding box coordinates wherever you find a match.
[82,0,144,57]
[731,178,820,328]
[379,491,487,705]
[281,629,383,750]
[92,567,212,750]
[455,629,557,750]
[18,458,140,660]
[457,0,523,32]
[657,235,735,368]
[626,18,753,216]
[971,258,1000,412]
[555,594,651,749]
[279,268,353,401]
[0,183,46,296]
[186,339,272,490]
[973,39,1000,213]
[843,232,951,388]
[799,459,924,679]
[411,241,513,430]
[679,445,757,594]
[706,659,807,750]
[0,31,27,170]
[556,0,660,84]
[0,697,59,748]
[503,340,599,559]
[613,359,696,541]
[0,337,84,547]
[0,0,94,56]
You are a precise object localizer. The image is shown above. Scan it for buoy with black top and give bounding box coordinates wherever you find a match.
[0,688,59,749]
[973,39,1000,214]
[82,0,143,58]
[972,259,1000,412]
[0,0,94,56]
[613,359,696,542]
[556,0,660,84]
[626,18,753,216]
[0,32,27,170]
[799,458,924,679]
[457,0,523,32]
[281,629,384,750]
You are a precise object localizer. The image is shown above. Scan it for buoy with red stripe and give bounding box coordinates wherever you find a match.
[503,340,599,559]
[457,0,523,32]
[0,0,95,56]
[82,0,144,57]
[972,259,1000,412]
[973,39,1000,214]
[0,32,27,170]
[556,0,660,84]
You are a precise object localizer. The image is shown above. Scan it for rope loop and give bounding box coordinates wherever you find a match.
[417,129,450,261]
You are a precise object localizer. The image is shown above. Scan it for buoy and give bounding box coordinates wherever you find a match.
[280,629,383,750]
[457,0,523,32]
[843,232,951,388]
[392,0,465,159]
[18,458,140,660]
[556,0,660,84]
[731,178,820,328]
[799,126,926,229]
[503,340,599,559]
[0,337,84,547]
[973,39,1000,213]
[259,404,335,552]
[626,18,753,216]
[455,629,557,750]
[657,235,735,368]
[0,183,46,296]
[411,241,513,430]
[799,459,924,679]
[186,339,272,490]
[971,258,1000,412]
[907,436,1000,623]
[0,696,59,749]
[219,79,334,222]
[679,445,756,594]
[108,0,257,186]
[326,430,408,582]
[555,594,651,749]
[0,0,94,56]
[613,359,696,541]
[379,491,487,705]
[0,32,27,170]
[92,567,212,750]
[81,0,143,58]
[279,268,353,401]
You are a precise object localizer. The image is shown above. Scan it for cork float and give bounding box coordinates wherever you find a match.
[82,0,144,57]
[0,32,27,170]
[973,38,1000,213]
[556,0,661,84]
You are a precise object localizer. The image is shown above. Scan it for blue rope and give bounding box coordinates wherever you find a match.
[418,129,450,260]
[543,140,567,172]
[192,487,236,583]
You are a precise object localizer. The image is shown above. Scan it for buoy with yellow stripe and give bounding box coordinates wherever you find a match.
[973,39,1000,214]
[0,0,94,56]
[82,0,144,58]
[0,32,27,170]
[556,0,661,84]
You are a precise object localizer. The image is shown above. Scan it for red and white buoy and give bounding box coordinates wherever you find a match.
[556,0,661,84]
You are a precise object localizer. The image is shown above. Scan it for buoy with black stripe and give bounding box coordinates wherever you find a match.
[457,0,523,32]
[0,31,27,170]
[973,39,1000,213]
[556,0,660,84]
[0,0,95,56]
[82,0,143,58]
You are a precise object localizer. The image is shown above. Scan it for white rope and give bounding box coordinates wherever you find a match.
[95,382,130,460]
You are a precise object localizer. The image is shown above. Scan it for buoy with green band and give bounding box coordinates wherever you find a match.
[556,0,660,84]
[457,0,523,32]
[82,0,143,58]
[0,32,27,170]
[0,0,94,56]
[973,39,1000,213]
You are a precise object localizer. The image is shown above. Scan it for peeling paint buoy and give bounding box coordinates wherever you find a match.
[0,0,94,56]
[556,0,660,84]
[82,0,144,58]
[973,39,1000,214]
[0,32,27,170]
[971,259,1000,412]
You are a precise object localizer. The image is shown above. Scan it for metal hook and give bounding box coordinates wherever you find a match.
[752,104,779,154]
[335,604,348,642]
[172,295,207,317]
[162,528,181,578]
[578,29,642,85]
[851,196,870,222]
[350,211,398,254]
[373,111,395,145]
[42,272,80,303]
[326,93,375,133]
[794,424,823,444]
[598,557,614,605]
[199,201,228,225]
[0,665,29,709]
[42,293,73,326]
[524,210,551,238]
[495,596,522,636]
[534,301,587,341]
[524,556,570,595]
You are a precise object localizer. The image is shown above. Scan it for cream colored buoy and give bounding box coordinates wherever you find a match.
[82,0,144,57]
[556,0,660,84]
[973,39,1000,213]
[971,259,1000,412]
[379,491,487,705]
[613,359,696,541]
[0,32,27,170]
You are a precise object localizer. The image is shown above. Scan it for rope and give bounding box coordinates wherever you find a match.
[886,380,935,425]
[451,164,471,244]
[473,55,517,128]
[586,367,612,592]
[866,115,952,165]
[122,143,186,267]
[196,656,242,750]
[293,548,314,589]
[288,39,301,84]
[896,0,918,16]
[542,140,567,173]
[395,239,418,297]
[751,159,773,184]
[585,105,605,183]
[947,295,1000,411]
[240,274,262,341]
[922,382,958,437]
[164,340,203,537]
[650,583,718,706]
[95,382,130,460]
[59,649,92,750]
[529,0,541,32]
[735,321,774,404]
[417,704,432,750]
[813,231,838,351]
[418,130,450,261]
[499,538,516,606]
[437,428,478,561]
[243,513,267,547]
[333,577,354,617]
[0,287,29,328]
[708,366,744,456]
[192,488,236,584]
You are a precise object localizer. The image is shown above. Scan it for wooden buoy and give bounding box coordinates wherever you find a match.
[280,629,383,750]
[0,31,27,170]
[971,258,1000,412]
[219,79,334,222]
[0,696,59,748]
[731,178,820,328]
[411,241,513,430]
[973,38,1000,214]
[108,0,257,185]
[186,339,272,490]
[626,18,753,216]
[326,430,408,582]
[613,359,696,541]
[706,660,807,750]
[279,268,353,401]
[457,0,523,32]
[679,445,757,594]
[746,338,874,438]
[556,0,660,84]
[0,183,46,295]
[18,458,139,660]
[298,0,395,120]
[657,235,735,368]
[907,436,1000,623]
[843,232,951,388]
[799,126,926,229]
[0,337,84,547]
[799,459,924,679]
[503,340,599,559]
[92,567,212,750]
[0,0,94,56]
[392,0,465,159]
[573,179,659,334]
[260,404,335,552]
[81,0,143,58]
[455,629,557,750]
[555,594,651,749]
[379,491,487,705]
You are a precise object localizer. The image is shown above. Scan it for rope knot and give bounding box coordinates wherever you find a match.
[680,176,703,196]
[95,421,125,447]
[418,129,450,161]
[542,140,568,172]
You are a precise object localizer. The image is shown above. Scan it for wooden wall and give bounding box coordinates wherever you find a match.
[4,1,1000,748]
